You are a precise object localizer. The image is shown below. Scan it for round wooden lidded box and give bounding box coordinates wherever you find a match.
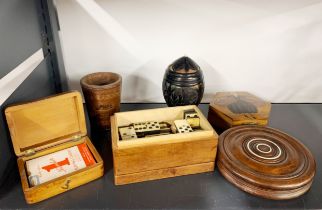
[217,125,316,200]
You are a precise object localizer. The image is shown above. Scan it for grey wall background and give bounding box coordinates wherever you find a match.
[0,0,65,188]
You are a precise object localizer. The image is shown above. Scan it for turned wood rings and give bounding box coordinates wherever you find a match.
[217,125,316,200]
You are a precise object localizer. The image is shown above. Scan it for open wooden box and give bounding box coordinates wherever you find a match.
[111,105,218,185]
[5,91,104,204]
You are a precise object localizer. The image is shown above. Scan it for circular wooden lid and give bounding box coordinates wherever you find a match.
[217,125,316,200]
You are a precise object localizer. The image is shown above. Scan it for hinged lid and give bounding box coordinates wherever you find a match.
[209,92,271,125]
[5,91,87,157]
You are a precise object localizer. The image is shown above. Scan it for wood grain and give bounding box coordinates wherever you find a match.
[17,137,104,204]
[111,106,218,185]
[217,125,316,200]
[114,137,217,175]
[208,92,271,132]
[5,92,104,204]
[5,91,86,156]
[80,72,121,129]
[115,162,215,185]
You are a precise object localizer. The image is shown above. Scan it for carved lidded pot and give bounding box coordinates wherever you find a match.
[162,56,204,106]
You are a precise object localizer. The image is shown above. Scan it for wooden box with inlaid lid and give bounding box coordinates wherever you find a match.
[5,92,104,204]
[111,105,218,185]
[208,92,271,133]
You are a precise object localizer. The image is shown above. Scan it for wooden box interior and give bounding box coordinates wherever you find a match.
[5,92,87,156]
[111,105,218,185]
[113,105,215,148]
[17,137,102,191]
[4,91,103,203]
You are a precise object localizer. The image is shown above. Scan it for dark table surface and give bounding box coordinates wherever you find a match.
[0,103,322,210]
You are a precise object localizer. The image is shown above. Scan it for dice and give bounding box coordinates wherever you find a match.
[174,120,193,133]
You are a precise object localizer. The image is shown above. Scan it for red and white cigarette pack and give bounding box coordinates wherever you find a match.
[26,143,96,186]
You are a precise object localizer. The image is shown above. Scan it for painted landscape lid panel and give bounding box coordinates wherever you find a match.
[210,92,271,122]
[217,125,316,200]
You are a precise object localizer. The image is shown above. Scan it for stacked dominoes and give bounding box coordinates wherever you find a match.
[118,109,201,140]
[119,121,171,140]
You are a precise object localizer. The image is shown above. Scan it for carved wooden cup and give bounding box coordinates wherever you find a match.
[80,72,122,130]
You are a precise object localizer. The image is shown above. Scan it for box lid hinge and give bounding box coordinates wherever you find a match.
[22,134,85,157]
[72,134,84,141]
[24,149,36,157]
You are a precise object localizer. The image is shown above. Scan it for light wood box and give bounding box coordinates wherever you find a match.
[5,91,104,204]
[111,105,218,185]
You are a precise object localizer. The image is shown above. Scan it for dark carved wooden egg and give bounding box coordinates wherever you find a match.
[162,56,204,107]
[217,125,316,200]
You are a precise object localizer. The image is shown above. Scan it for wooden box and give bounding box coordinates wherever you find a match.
[111,105,218,185]
[217,125,315,200]
[208,92,271,133]
[5,92,104,204]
